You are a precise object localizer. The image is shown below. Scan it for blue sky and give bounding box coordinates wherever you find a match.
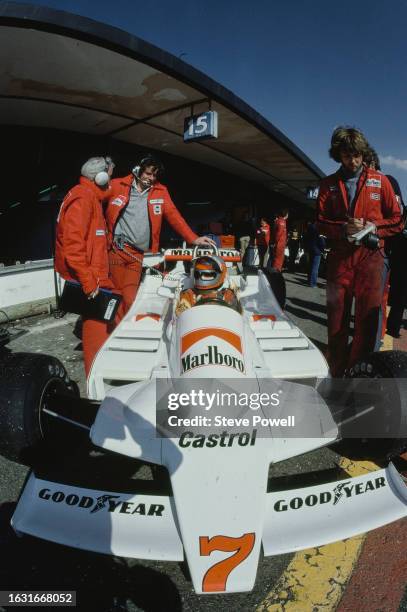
[22,0,407,194]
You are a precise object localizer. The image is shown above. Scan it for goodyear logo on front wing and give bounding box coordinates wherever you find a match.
[38,488,165,517]
[273,475,386,512]
[181,329,244,374]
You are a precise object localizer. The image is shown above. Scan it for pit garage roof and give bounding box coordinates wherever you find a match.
[0,2,324,204]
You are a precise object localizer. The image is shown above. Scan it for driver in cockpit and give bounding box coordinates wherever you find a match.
[176,255,238,315]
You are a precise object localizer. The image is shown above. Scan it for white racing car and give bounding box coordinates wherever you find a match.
[1,246,407,595]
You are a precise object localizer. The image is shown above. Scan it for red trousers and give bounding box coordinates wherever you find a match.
[82,317,110,377]
[326,248,384,377]
[380,274,390,339]
[272,245,285,271]
[108,247,143,323]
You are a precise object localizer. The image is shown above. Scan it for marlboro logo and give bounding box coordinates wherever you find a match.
[181,329,244,374]
[182,329,242,354]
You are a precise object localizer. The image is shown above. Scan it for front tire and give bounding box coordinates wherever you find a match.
[0,353,79,463]
[343,351,407,458]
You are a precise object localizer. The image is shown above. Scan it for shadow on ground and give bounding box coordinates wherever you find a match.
[285,304,327,327]
[0,501,182,612]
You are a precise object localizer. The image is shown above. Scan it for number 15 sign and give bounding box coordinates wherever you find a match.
[184,110,218,143]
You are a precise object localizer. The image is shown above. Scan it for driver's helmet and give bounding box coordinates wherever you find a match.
[193,255,226,292]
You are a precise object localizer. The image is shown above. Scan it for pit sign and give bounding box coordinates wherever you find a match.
[184,111,218,142]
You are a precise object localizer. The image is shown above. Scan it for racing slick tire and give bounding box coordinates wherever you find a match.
[263,268,286,310]
[0,352,79,464]
[343,350,407,458]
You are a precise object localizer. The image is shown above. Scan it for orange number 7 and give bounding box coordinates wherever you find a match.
[199,533,255,592]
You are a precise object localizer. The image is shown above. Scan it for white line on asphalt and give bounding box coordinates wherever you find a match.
[26,315,77,334]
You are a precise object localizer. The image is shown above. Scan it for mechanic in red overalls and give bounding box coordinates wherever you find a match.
[105,155,214,322]
[317,127,402,376]
[271,209,288,271]
[256,217,270,268]
[55,156,116,376]
[364,147,405,347]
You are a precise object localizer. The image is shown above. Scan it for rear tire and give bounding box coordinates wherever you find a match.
[0,353,79,464]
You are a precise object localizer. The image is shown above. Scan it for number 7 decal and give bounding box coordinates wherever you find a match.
[199,533,255,592]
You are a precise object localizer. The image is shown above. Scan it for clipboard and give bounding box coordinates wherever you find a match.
[59,281,121,322]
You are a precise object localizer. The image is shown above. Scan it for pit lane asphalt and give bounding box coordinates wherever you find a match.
[0,271,405,611]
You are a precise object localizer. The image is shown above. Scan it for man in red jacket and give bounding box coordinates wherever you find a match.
[256,217,270,268]
[317,127,402,376]
[106,155,214,320]
[55,156,115,376]
[271,209,288,271]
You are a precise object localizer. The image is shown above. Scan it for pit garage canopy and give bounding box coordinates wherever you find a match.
[0,2,324,204]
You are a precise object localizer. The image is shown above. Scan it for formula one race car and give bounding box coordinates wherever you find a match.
[1,246,407,595]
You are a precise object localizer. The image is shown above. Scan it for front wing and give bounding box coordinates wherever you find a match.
[12,464,407,594]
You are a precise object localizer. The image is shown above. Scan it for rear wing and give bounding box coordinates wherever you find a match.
[164,248,241,263]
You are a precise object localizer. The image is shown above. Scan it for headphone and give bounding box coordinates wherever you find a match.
[94,156,114,186]
[94,170,109,186]
[132,155,164,180]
